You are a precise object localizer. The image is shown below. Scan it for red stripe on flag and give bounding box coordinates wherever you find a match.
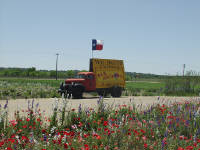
[96,45,103,50]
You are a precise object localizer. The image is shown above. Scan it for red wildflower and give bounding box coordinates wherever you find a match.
[179,136,184,140]
[185,146,193,150]
[0,141,4,147]
[26,118,30,122]
[64,143,68,149]
[78,122,83,127]
[144,143,148,148]
[103,121,108,126]
[8,138,15,143]
[140,129,146,134]
[142,136,147,141]
[9,120,17,127]
[96,135,101,140]
[177,144,184,148]
[84,144,90,150]
[193,142,197,147]
[6,147,13,150]
[21,136,28,142]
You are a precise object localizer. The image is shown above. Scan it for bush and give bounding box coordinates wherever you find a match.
[164,75,200,96]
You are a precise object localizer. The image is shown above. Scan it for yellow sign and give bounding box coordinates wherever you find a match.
[90,58,125,89]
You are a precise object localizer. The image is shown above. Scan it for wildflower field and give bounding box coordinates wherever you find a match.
[1,97,200,150]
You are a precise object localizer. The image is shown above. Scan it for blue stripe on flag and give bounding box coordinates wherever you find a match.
[92,39,97,50]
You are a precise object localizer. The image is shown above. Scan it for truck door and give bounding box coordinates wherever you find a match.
[86,74,96,91]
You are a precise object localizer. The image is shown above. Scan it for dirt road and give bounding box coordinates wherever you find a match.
[0,96,199,120]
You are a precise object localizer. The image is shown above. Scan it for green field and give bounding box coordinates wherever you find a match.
[0,78,62,100]
[1,76,199,99]
[125,81,164,96]
[0,78,165,100]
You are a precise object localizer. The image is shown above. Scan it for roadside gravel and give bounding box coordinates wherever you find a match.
[0,96,199,120]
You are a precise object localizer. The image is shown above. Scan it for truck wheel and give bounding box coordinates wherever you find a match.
[97,90,108,97]
[72,85,84,99]
[111,87,122,97]
[72,92,83,99]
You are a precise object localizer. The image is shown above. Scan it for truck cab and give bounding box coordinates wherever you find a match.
[68,72,96,92]
[59,72,96,99]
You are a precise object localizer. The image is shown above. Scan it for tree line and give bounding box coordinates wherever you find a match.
[0,67,83,79]
[0,67,165,80]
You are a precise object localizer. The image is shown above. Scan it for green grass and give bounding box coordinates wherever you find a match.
[0,78,62,99]
[0,78,166,99]
[124,81,164,96]
[0,78,62,87]
[126,81,164,90]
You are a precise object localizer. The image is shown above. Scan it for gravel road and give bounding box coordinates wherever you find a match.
[0,96,199,120]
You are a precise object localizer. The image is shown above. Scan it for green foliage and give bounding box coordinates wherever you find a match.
[125,72,166,81]
[124,81,164,96]
[0,78,61,99]
[0,67,81,79]
[164,75,200,96]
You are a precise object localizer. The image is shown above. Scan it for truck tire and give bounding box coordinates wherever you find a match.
[97,90,109,97]
[111,87,122,97]
[72,84,84,99]
[72,92,83,99]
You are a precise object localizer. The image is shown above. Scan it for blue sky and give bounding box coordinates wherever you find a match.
[0,0,200,75]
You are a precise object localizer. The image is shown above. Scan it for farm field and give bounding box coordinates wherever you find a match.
[0,78,164,100]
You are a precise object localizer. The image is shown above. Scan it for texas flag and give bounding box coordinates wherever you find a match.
[92,39,103,50]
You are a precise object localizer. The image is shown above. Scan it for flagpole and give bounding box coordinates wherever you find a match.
[92,39,94,58]
[92,50,93,58]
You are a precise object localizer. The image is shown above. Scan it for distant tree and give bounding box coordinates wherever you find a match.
[38,71,49,78]
[125,75,132,81]
[66,70,75,78]
[3,70,10,76]
[25,67,36,77]
[50,71,56,78]
[29,71,37,78]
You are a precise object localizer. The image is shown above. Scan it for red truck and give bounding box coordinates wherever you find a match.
[58,58,125,99]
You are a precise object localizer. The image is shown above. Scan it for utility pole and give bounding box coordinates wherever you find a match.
[56,53,59,80]
[183,64,185,77]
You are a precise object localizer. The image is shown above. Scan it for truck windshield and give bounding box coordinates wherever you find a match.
[77,74,86,79]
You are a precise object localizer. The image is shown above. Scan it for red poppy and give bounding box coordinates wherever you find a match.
[185,146,193,150]
[84,144,90,150]
[140,129,146,134]
[64,143,68,149]
[103,121,108,126]
[0,141,4,147]
[96,135,101,140]
[144,143,148,148]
